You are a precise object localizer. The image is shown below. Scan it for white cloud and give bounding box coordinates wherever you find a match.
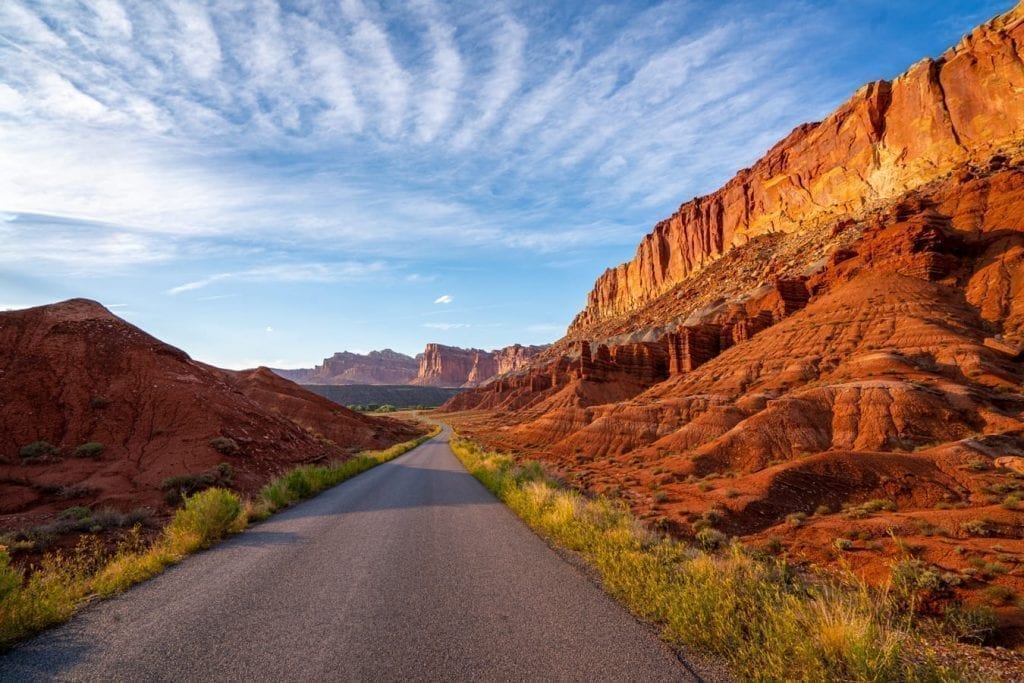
[433,294,453,304]
[168,262,389,295]
[265,326,274,333]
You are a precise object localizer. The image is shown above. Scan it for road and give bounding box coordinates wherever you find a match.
[1,428,704,681]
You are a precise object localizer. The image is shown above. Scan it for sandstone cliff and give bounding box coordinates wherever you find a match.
[570,4,1024,334]
[413,343,547,388]
[442,4,1024,611]
[273,349,419,385]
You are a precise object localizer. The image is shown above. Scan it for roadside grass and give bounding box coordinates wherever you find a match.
[0,427,439,649]
[450,437,972,682]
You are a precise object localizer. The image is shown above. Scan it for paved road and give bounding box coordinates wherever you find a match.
[1,428,702,681]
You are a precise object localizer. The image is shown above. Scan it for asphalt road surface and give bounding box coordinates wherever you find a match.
[1,427,704,681]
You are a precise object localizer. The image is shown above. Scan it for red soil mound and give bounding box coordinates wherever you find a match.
[0,299,424,532]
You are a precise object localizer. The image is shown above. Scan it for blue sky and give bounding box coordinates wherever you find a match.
[0,0,1012,368]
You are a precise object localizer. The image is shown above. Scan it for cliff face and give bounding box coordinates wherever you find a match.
[274,349,419,385]
[569,5,1024,334]
[413,343,547,387]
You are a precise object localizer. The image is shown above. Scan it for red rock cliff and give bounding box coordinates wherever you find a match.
[274,349,418,385]
[414,343,549,387]
[569,4,1024,334]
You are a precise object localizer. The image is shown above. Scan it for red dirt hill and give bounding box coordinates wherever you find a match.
[0,299,424,532]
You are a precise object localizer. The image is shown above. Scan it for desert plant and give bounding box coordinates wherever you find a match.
[74,442,105,459]
[18,441,56,459]
[208,437,240,456]
[960,518,990,537]
[695,528,728,550]
[983,585,1015,606]
[166,488,241,550]
[833,538,853,551]
[786,511,807,527]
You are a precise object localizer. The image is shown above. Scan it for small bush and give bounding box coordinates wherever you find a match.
[74,442,105,459]
[960,519,990,536]
[653,490,669,504]
[166,488,241,550]
[1002,493,1022,510]
[942,604,997,644]
[695,528,728,550]
[19,441,56,459]
[833,538,853,551]
[208,437,240,456]
[815,504,832,516]
[965,458,990,472]
[984,585,1015,606]
[786,512,807,527]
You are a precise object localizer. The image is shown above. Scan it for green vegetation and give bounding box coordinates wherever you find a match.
[450,437,977,681]
[160,463,234,504]
[253,428,439,517]
[0,427,439,649]
[18,441,57,459]
[208,437,240,456]
[74,442,105,459]
[301,383,461,410]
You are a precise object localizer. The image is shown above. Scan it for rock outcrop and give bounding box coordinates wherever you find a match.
[442,4,1024,608]
[413,343,547,387]
[569,4,1024,334]
[0,300,424,531]
[273,349,419,385]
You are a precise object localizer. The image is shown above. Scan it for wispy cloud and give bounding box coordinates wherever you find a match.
[167,262,389,295]
[433,294,453,304]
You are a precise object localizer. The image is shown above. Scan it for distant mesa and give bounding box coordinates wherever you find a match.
[275,342,548,388]
[274,349,420,385]
[0,299,425,537]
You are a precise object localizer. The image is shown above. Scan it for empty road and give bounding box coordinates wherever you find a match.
[1,427,703,681]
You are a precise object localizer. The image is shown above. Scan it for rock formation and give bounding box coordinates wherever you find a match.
[0,300,424,532]
[413,343,548,387]
[569,5,1024,334]
[273,349,419,385]
[442,4,1024,611]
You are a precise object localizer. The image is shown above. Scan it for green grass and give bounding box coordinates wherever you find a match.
[0,427,439,649]
[450,437,972,682]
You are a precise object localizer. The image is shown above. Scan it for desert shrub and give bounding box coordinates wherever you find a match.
[0,548,21,601]
[653,490,669,503]
[960,519,990,536]
[19,441,56,459]
[833,538,853,551]
[965,458,990,472]
[166,488,241,550]
[862,499,896,512]
[1002,493,1022,510]
[74,442,105,459]
[160,472,218,504]
[942,604,997,644]
[160,464,233,504]
[208,437,240,456]
[696,528,728,550]
[815,504,832,516]
[889,559,949,611]
[786,512,807,527]
[983,585,1015,606]
[59,506,91,521]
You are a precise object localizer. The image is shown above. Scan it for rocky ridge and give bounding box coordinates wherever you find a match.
[442,3,1024,630]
